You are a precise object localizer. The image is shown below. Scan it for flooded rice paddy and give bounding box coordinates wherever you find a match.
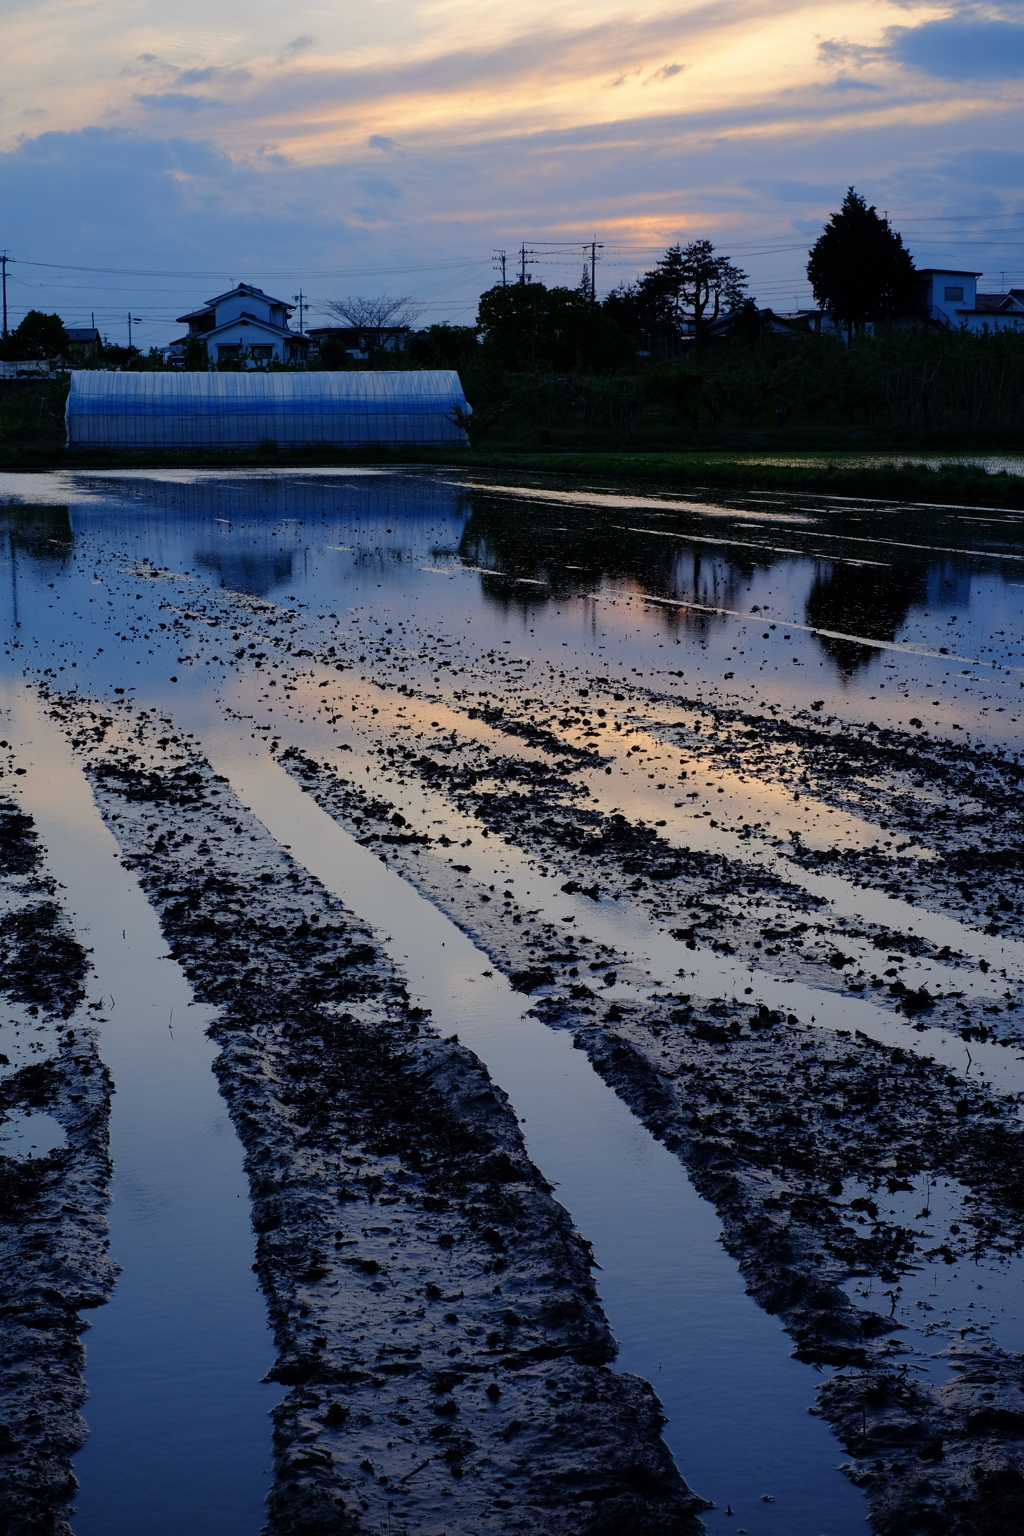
[1,465,1024,1536]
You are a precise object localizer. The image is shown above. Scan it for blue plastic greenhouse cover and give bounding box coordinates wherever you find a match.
[65,370,471,449]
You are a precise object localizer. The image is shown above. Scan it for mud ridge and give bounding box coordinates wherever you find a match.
[45,693,706,1536]
[0,788,116,1536]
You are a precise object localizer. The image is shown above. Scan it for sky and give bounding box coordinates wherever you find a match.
[1,0,1023,348]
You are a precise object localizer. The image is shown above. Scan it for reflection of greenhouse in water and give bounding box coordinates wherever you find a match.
[2,470,474,600]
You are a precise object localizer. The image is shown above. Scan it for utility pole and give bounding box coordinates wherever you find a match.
[588,240,603,301]
[292,290,307,333]
[127,314,142,349]
[518,243,536,284]
[492,249,508,286]
[1,252,9,339]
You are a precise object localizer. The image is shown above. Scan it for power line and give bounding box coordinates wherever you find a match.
[10,256,491,280]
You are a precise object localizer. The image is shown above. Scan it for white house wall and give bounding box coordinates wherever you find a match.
[926,272,977,326]
[213,293,285,327]
[960,311,1024,333]
[207,320,289,360]
[65,371,472,449]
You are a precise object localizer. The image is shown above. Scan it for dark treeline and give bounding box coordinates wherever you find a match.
[6,310,1024,450]
[5,191,1024,450]
[406,305,1024,449]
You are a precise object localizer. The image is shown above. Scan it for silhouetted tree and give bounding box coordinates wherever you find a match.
[321,294,423,360]
[807,189,918,335]
[0,310,68,360]
[183,335,209,370]
[477,282,635,372]
[406,324,480,369]
[604,241,747,348]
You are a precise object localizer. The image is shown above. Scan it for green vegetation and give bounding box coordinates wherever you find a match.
[445,320,1024,453]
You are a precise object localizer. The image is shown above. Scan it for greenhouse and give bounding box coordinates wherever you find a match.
[65,370,471,449]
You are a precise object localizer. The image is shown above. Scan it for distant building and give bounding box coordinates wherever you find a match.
[0,359,51,379]
[306,325,410,361]
[65,327,102,353]
[166,284,310,366]
[699,307,825,341]
[917,270,1024,332]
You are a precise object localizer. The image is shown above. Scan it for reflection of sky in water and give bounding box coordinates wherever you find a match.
[840,1176,1024,1384]
[0,467,1022,751]
[0,1110,67,1159]
[1,467,1022,1536]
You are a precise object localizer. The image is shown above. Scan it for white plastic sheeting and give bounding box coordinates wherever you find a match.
[65,370,471,449]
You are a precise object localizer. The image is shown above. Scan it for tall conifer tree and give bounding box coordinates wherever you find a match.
[807,189,918,334]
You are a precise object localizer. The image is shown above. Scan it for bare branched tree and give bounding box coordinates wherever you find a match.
[321,294,423,330]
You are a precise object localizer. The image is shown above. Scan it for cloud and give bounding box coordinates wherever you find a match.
[823,76,882,91]
[175,67,220,86]
[121,55,251,90]
[280,36,315,59]
[239,4,754,129]
[644,62,685,84]
[817,38,885,70]
[356,174,401,199]
[743,176,850,202]
[134,93,230,112]
[3,0,1024,340]
[887,16,1024,79]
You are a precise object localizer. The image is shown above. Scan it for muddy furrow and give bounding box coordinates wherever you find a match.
[274,743,1024,1535]
[209,612,1023,1049]
[0,787,116,1536]
[44,694,705,1536]
[640,698,1024,948]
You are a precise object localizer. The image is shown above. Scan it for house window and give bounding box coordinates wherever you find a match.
[217,345,241,361]
[944,286,964,302]
[250,346,273,361]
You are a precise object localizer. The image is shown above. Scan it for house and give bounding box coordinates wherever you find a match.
[917,270,1024,332]
[65,326,102,353]
[700,307,825,341]
[306,325,410,361]
[166,284,310,366]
